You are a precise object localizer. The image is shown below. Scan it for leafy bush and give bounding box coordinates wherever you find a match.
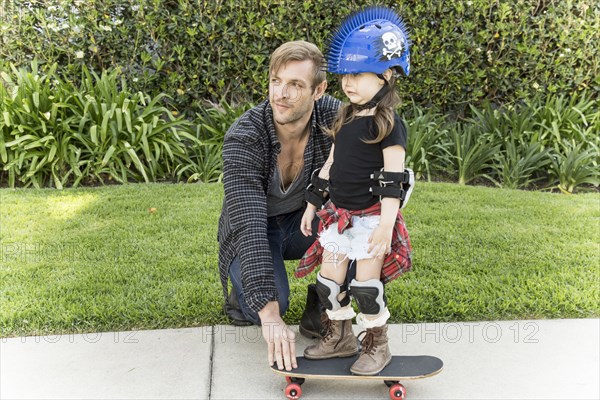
[400,92,599,192]
[491,140,551,190]
[403,104,449,181]
[1,0,597,113]
[445,123,501,185]
[70,67,201,185]
[179,101,253,183]
[0,61,76,188]
[531,93,599,193]
[2,61,598,192]
[549,140,600,194]
[447,93,600,192]
[465,103,550,189]
[534,93,599,151]
[0,61,199,188]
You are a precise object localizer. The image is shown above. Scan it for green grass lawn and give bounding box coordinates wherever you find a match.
[1,182,598,337]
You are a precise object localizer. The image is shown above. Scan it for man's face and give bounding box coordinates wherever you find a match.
[269,60,319,126]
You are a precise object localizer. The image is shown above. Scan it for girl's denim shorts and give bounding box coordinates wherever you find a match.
[318,215,380,261]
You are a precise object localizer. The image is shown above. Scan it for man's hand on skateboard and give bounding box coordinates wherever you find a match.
[259,301,298,371]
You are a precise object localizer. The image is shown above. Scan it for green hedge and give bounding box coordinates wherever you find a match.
[401,94,600,192]
[1,1,598,113]
[0,61,238,188]
[1,60,598,191]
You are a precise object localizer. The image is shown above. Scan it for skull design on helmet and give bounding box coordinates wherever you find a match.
[381,32,403,60]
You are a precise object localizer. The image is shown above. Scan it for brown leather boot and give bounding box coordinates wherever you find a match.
[304,313,358,359]
[350,325,392,375]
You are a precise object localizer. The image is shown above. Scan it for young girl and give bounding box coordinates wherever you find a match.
[296,6,414,376]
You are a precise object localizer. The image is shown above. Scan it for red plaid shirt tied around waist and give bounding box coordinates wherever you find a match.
[296,201,412,283]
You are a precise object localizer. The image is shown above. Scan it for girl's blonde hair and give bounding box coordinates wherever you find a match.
[326,74,400,144]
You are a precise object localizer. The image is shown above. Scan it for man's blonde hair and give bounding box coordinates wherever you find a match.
[269,41,326,90]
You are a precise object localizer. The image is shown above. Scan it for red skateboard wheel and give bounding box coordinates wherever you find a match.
[389,383,406,399]
[285,382,302,400]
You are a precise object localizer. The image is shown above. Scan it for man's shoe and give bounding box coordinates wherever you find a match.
[223,288,253,326]
[299,283,325,339]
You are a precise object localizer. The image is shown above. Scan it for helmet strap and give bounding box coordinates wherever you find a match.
[351,79,391,112]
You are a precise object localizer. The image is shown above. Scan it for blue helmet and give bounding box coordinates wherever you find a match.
[327,6,411,76]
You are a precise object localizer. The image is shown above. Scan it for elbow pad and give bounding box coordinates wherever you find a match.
[369,168,414,209]
[305,168,329,208]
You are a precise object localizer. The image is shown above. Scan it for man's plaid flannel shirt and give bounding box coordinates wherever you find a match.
[217,95,341,313]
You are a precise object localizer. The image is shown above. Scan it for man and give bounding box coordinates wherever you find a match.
[217,41,341,371]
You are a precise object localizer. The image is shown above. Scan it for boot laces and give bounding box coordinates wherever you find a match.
[320,313,334,343]
[357,330,375,356]
[357,327,383,356]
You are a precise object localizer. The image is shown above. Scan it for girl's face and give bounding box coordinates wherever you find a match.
[341,72,384,105]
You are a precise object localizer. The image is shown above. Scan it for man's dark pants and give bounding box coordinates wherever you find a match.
[226,207,355,332]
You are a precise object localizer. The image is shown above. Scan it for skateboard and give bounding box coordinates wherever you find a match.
[271,355,443,399]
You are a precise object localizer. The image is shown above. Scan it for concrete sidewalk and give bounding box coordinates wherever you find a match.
[1,319,598,400]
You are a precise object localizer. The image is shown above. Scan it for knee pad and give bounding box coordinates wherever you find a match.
[350,279,387,315]
[316,273,350,312]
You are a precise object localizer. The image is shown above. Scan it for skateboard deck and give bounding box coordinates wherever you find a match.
[272,355,443,399]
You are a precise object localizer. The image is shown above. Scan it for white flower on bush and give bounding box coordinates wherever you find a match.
[75,51,84,59]
[99,24,112,32]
